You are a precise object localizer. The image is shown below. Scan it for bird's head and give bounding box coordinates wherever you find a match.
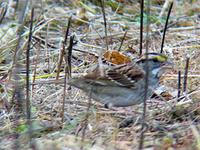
[137,52,173,77]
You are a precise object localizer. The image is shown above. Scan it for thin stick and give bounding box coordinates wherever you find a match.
[138,0,150,149]
[100,0,109,51]
[183,57,190,93]
[118,30,127,51]
[31,39,40,91]
[62,35,74,124]
[11,0,29,149]
[26,7,34,121]
[0,2,7,24]
[139,0,144,55]
[56,17,71,80]
[177,71,181,99]
[26,8,35,149]
[160,2,173,53]
[45,23,50,73]
[67,36,73,79]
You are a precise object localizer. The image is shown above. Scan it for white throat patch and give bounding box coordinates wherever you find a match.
[152,68,161,76]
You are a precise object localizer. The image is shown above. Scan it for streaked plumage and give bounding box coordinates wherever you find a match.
[69,53,171,107]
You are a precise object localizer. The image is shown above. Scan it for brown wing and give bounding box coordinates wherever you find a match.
[82,63,144,88]
[83,64,107,79]
[106,63,145,88]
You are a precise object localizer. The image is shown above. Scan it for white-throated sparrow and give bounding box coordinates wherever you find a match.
[69,52,172,108]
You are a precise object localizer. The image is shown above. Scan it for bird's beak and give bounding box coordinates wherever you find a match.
[156,61,173,77]
[162,61,174,70]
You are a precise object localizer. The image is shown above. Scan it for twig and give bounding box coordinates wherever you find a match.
[26,8,35,149]
[67,36,74,79]
[139,0,144,55]
[139,0,150,149]
[177,71,181,99]
[56,17,71,80]
[168,26,200,32]
[183,57,190,93]
[0,2,7,24]
[31,39,40,91]
[62,35,74,124]
[45,23,50,73]
[118,30,127,51]
[100,0,109,51]
[11,0,29,149]
[160,2,173,53]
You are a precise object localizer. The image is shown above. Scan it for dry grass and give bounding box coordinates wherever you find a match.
[0,0,200,149]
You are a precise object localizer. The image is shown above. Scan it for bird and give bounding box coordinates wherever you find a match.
[68,52,172,108]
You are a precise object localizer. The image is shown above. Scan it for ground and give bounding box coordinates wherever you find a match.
[0,0,200,150]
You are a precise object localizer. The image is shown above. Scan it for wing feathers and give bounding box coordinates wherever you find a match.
[83,63,144,88]
[106,63,144,88]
